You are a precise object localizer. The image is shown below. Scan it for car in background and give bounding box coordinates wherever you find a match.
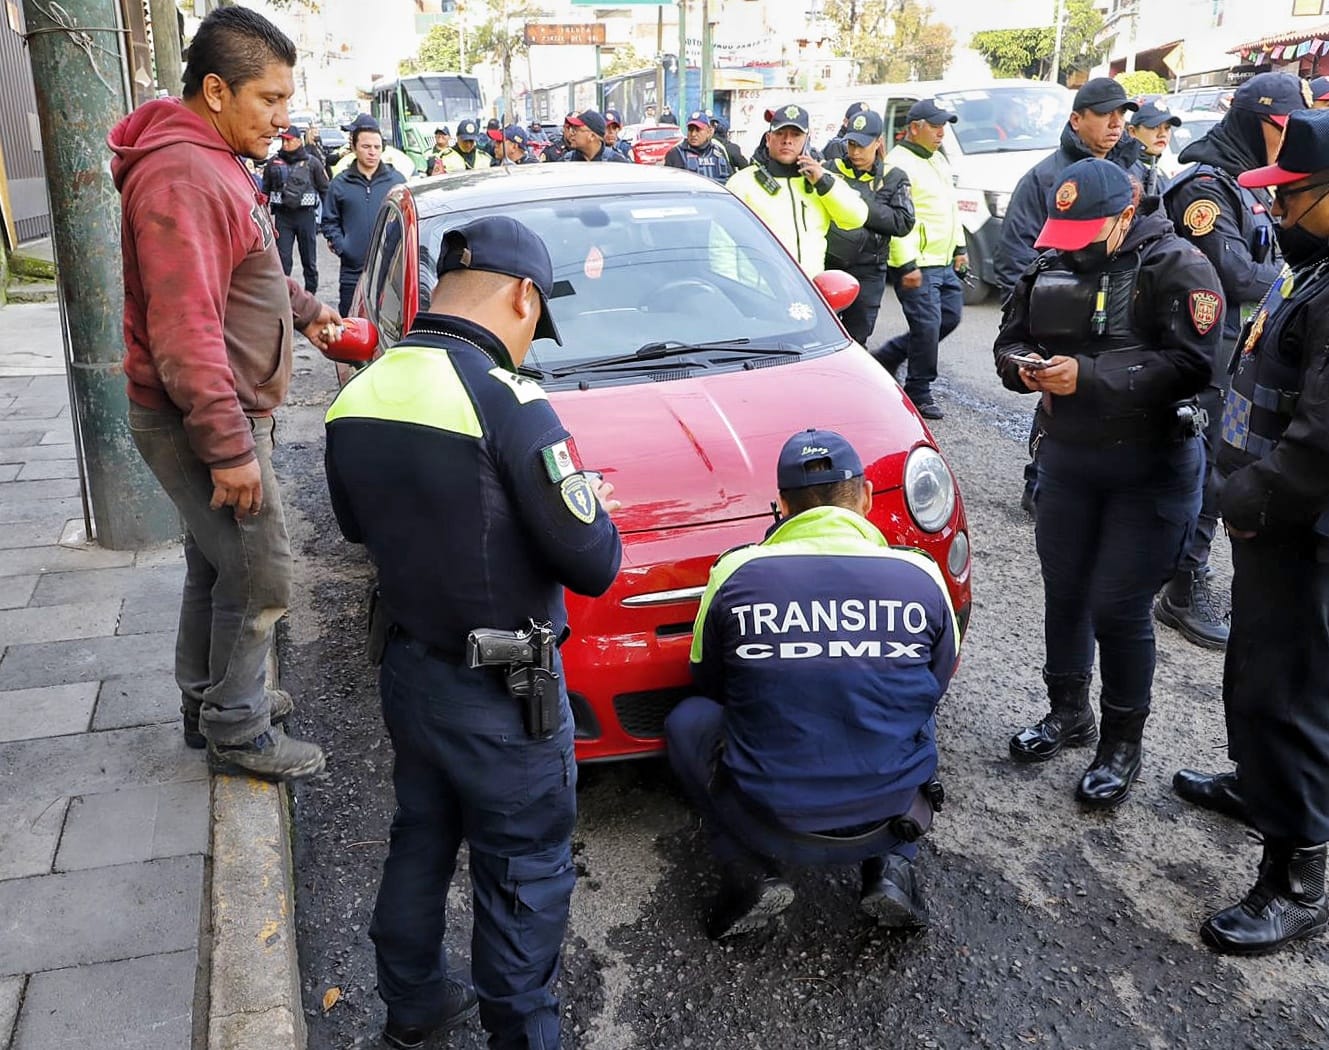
[317,126,349,176]
[320,163,973,762]
[1159,113,1221,180]
[630,124,685,165]
[1161,87,1232,115]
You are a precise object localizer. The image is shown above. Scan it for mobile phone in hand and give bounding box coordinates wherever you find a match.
[1007,353,1050,371]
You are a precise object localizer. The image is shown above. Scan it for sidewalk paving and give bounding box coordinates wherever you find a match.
[0,302,303,1050]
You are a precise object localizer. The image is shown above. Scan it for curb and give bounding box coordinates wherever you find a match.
[208,773,306,1050]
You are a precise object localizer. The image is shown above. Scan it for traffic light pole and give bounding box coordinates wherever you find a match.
[22,0,178,547]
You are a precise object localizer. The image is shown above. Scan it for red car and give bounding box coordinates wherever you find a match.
[323,163,972,762]
[629,124,685,165]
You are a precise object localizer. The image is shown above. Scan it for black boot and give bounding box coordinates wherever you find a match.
[383,974,479,1049]
[1173,769,1252,826]
[1202,842,1329,955]
[860,855,928,929]
[705,860,794,940]
[1076,704,1144,807]
[1154,567,1229,650]
[1009,669,1097,763]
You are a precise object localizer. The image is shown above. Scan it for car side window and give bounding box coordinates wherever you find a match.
[885,99,914,146]
[370,207,405,345]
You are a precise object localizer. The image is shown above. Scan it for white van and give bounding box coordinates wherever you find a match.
[776,80,1073,303]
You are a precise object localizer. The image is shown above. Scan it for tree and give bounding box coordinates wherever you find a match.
[970,0,1106,83]
[1115,70,1169,96]
[470,0,544,122]
[822,0,955,84]
[400,21,463,76]
[603,44,646,78]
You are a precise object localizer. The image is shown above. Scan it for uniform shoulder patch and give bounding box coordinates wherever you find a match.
[540,438,582,482]
[1188,290,1221,336]
[1182,198,1220,237]
[559,474,597,524]
[487,366,548,404]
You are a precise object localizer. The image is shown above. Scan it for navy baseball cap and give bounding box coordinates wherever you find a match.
[567,109,607,138]
[503,124,529,148]
[686,109,711,129]
[1231,72,1309,127]
[1130,101,1180,129]
[280,124,305,139]
[1240,109,1329,187]
[438,216,563,345]
[776,429,864,491]
[1312,76,1329,102]
[844,101,870,120]
[604,109,624,127]
[710,114,728,132]
[342,113,381,134]
[844,109,884,146]
[1072,77,1138,115]
[1036,158,1134,251]
[434,125,451,136]
[456,119,480,142]
[764,104,810,132]
[906,98,957,125]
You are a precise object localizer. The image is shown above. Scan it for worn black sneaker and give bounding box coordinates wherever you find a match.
[915,400,945,421]
[860,854,929,929]
[207,728,325,781]
[383,976,479,1049]
[184,688,294,750]
[705,862,795,939]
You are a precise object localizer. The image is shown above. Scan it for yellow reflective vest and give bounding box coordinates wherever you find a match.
[885,140,965,270]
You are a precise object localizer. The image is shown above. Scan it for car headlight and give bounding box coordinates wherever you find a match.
[984,190,1010,219]
[904,446,956,533]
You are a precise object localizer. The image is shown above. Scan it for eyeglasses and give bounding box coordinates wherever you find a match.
[1272,180,1329,202]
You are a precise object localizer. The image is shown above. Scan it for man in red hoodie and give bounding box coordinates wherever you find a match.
[109,6,338,781]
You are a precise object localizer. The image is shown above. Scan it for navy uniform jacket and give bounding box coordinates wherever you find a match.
[324,314,622,657]
[994,124,1143,293]
[690,506,959,830]
[1164,163,1279,348]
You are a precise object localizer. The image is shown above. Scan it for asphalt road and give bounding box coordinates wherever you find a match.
[280,247,1329,1049]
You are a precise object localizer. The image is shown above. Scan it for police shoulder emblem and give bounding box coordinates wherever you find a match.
[560,474,597,524]
[1183,198,1220,236]
[852,114,867,130]
[1054,180,1077,212]
[1188,290,1221,336]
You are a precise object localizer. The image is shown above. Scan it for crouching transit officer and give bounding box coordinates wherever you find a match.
[665,429,959,939]
[1175,111,1329,955]
[994,159,1218,807]
[324,215,623,1048]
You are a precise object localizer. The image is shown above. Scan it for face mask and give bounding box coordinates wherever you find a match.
[1274,185,1329,267]
[1062,240,1109,273]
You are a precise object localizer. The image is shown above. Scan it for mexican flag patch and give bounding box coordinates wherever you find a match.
[540,438,581,482]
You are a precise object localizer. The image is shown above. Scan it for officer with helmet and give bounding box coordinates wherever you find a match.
[994,158,1220,808]
[1179,110,1329,955]
[1156,72,1307,654]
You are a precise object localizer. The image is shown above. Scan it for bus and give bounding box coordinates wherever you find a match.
[368,72,485,173]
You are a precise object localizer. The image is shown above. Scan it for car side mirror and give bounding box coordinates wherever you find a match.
[321,317,379,365]
[814,269,860,313]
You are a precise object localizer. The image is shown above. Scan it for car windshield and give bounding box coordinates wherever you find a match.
[1169,118,1220,155]
[639,127,681,141]
[938,86,1070,154]
[418,191,845,374]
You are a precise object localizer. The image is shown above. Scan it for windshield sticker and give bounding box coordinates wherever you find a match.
[584,246,604,280]
[788,302,813,322]
[629,206,699,219]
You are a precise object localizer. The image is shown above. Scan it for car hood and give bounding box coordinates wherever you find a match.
[550,347,929,535]
[951,146,1057,194]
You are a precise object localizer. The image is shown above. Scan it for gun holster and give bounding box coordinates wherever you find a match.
[888,779,944,843]
[366,584,390,667]
[467,621,561,740]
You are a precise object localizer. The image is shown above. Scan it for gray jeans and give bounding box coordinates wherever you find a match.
[128,404,291,744]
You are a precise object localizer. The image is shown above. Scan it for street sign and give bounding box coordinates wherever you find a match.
[523,22,607,46]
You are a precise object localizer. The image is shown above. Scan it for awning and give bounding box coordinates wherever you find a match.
[1229,22,1329,55]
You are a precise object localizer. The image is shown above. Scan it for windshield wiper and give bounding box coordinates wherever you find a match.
[516,363,554,380]
[555,339,801,376]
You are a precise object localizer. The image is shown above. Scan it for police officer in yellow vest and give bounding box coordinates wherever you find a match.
[440,119,495,173]
[726,104,868,278]
[324,215,622,1048]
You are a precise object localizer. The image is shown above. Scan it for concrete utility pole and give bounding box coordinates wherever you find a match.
[22,0,178,547]
[149,0,182,95]
[1049,0,1066,85]
[700,0,713,114]
[676,0,686,119]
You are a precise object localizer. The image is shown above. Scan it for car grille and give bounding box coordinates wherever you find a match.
[612,686,693,739]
